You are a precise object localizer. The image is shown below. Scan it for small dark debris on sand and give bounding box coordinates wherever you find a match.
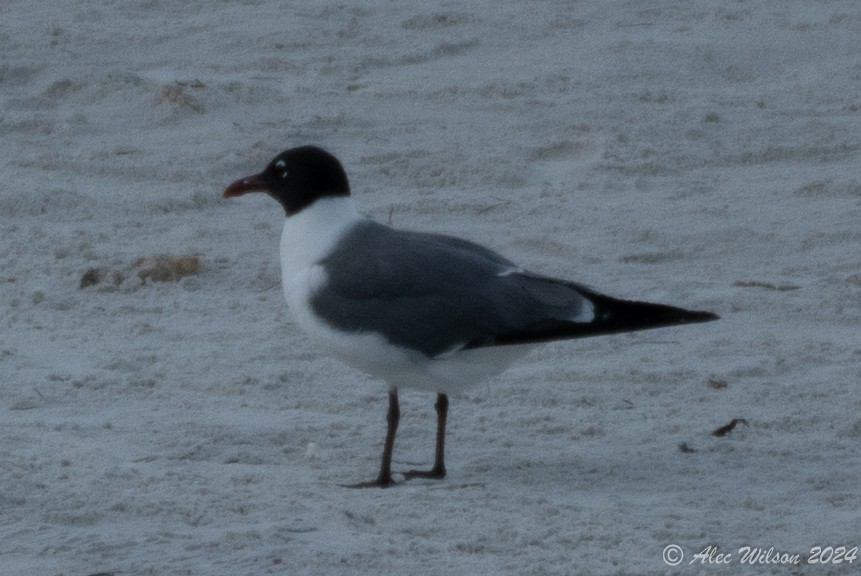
[712,418,749,437]
[79,267,124,289]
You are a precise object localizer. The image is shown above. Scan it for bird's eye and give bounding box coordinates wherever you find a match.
[274,159,289,180]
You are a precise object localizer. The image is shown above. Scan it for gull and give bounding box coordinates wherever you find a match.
[223,145,718,487]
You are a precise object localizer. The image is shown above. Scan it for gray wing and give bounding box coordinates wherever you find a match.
[311,220,596,357]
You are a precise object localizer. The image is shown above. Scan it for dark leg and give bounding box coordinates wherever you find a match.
[404,393,448,480]
[345,387,400,488]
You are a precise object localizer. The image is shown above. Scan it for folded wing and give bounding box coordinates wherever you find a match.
[312,220,717,357]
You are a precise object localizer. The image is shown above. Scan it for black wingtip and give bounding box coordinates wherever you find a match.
[658,306,719,325]
[586,295,719,334]
[685,309,720,323]
[481,294,719,348]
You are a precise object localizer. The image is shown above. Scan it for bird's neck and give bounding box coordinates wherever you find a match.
[279,195,361,276]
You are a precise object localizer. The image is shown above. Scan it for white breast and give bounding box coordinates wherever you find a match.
[279,195,360,334]
[279,196,361,282]
[278,197,408,380]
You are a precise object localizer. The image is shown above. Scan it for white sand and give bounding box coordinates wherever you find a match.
[2,1,859,574]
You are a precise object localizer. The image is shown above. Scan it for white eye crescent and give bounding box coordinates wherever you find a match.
[274,159,288,180]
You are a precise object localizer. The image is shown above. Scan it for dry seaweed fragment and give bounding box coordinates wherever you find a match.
[133,254,200,283]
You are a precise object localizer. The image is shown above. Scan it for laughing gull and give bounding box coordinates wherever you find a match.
[223,145,718,487]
